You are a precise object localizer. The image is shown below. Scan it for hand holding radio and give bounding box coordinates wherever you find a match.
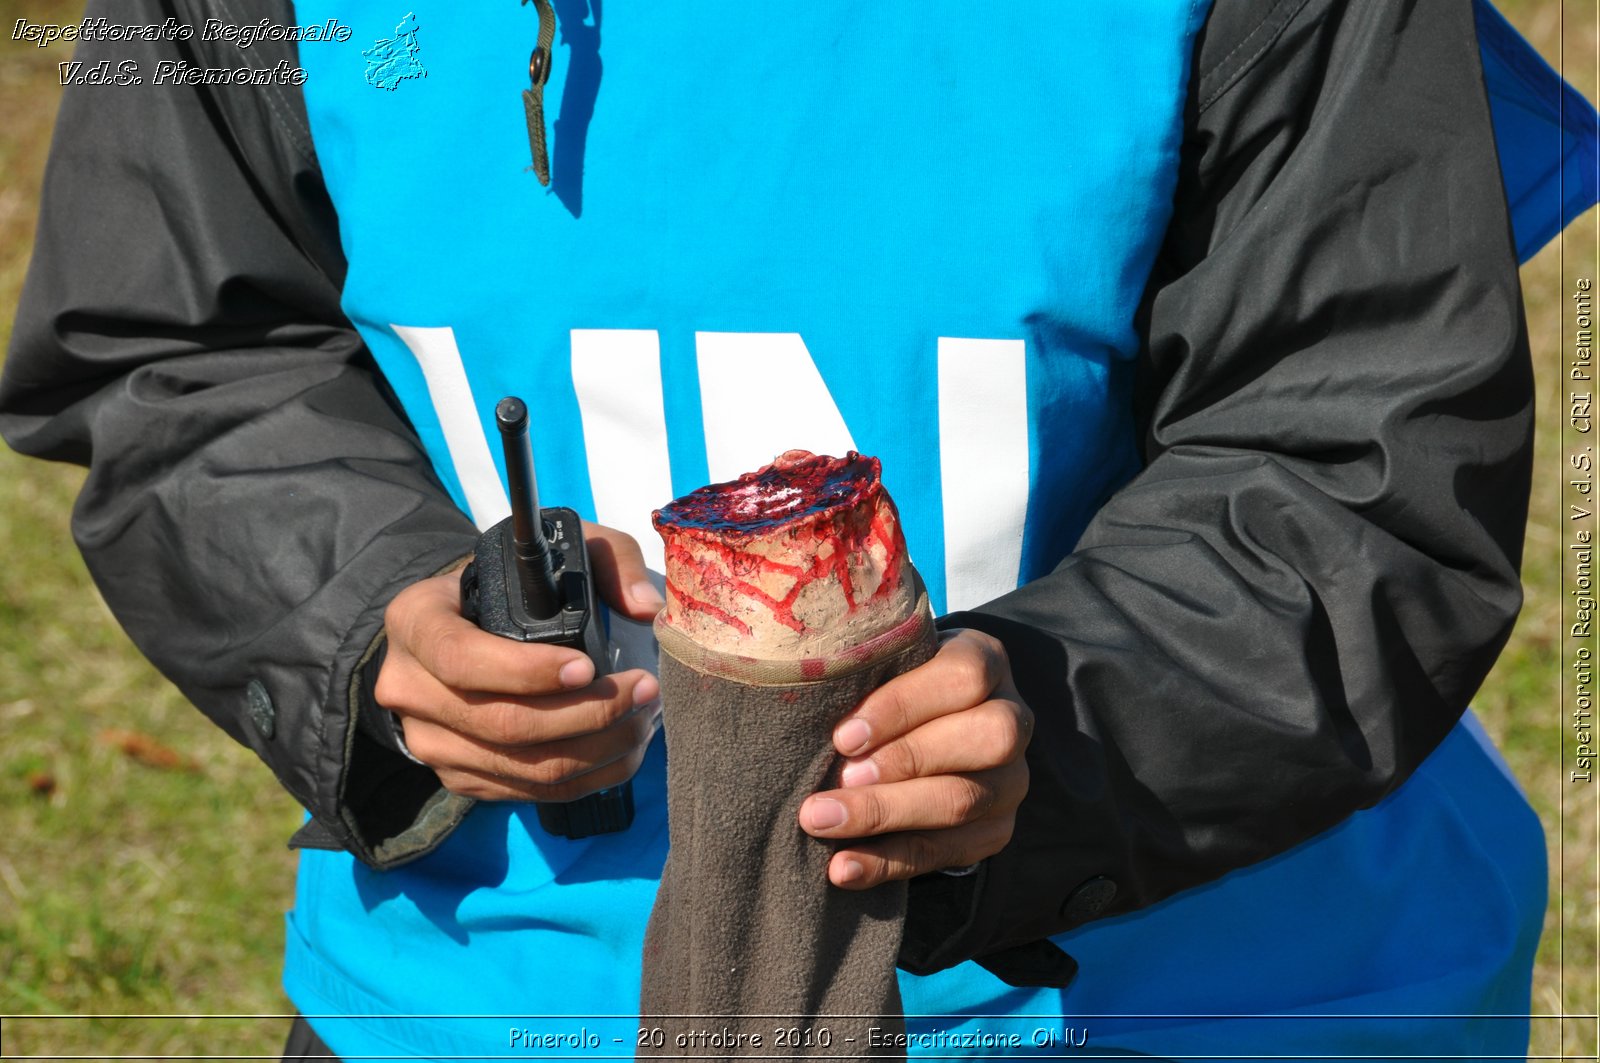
[374,556,662,806]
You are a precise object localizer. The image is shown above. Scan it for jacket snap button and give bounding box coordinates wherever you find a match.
[1060,876,1118,925]
[246,679,276,739]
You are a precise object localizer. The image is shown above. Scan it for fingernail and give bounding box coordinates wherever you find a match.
[632,580,666,612]
[835,719,871,756]
[559,658,595,688]
[804,798,847,830]
[840,758,878,787]
[633,674,660,707]
[836,858,864,885]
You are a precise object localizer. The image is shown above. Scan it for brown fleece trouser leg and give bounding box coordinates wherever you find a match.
[639,607,936,1060]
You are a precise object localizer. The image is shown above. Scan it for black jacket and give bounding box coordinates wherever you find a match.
[0,0,1532,982]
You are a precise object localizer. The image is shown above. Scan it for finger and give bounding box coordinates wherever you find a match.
[838,695,1032,787]
[403,697,661,785]
[582,521,666,622]
[444,670,657,746]
[433,727,657,804]
[832,629,1008,756]
[383,663,660,747]
[828,815,1015,890]
[385,573,597,693]
[800,765,1027,838]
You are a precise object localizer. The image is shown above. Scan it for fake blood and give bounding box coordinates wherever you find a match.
[653,451,908,641]
[657,450,880,535]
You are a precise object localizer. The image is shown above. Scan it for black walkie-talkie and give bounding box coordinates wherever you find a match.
[458,396,635,839]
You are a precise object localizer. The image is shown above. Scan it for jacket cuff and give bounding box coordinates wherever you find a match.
[895,612,1118,989]
[290,548,477,869]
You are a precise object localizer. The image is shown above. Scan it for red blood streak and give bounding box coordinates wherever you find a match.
[868,514,903,601]
[653,451,907,638]
[663,576,754,637]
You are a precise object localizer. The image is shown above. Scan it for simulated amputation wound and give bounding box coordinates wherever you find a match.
[641,451,935,1060]
[655,449,919,660]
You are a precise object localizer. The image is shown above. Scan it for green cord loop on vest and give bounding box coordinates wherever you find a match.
[521,0,555,186]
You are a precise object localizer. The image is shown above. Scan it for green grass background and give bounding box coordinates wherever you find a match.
[1,1,1597,1058]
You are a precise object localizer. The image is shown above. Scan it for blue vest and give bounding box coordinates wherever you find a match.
[286,3,1554,1056]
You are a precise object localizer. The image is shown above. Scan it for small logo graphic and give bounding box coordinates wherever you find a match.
[363,12,426,90]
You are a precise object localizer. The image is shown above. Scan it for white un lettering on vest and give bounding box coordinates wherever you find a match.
[390,324,1032,665]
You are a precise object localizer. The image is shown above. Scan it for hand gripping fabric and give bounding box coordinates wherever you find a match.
[639,589,936,1059]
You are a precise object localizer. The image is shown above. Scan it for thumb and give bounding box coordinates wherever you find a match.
[581,521,666,622]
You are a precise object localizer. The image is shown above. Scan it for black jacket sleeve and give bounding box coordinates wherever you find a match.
[900,0,1533,979]
[0,0,481,868]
